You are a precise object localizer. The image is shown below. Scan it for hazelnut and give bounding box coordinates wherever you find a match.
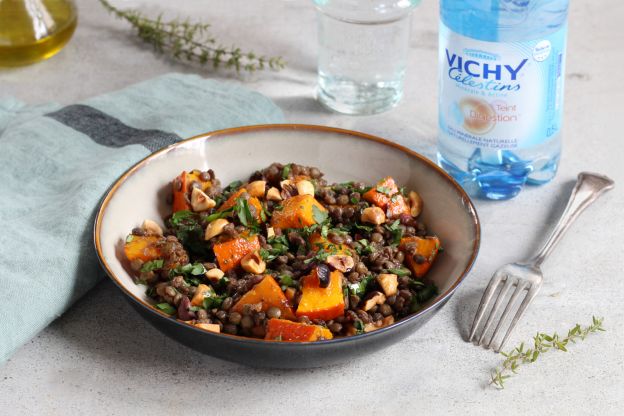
[326,254,355,273]
[376,273,399,297]
[362,291,387,311]
[266,187,282,201]
[191,187,216,212]
[361,206,386,225]
[364,323,378,333]
[295,180,315,196]
[142,219,163,236]
[241,250,266,274]
[279,179,294,189]
[246,180,266,198]
[205,268,225,283]
[204,218,229,240]
[266,226,276,239]
[194,323,221,333]
[409,191,423,217]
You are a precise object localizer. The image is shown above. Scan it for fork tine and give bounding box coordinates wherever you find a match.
[477,277,516,346]
[495,285,541,352]
[468,271,505,341]
[486,280,529,349]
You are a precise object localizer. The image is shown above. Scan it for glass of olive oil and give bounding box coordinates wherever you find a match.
[0,0,77,67]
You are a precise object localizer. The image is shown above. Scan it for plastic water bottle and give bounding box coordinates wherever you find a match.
[437,0,569,200]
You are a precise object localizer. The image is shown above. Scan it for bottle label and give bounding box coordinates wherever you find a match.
[438,22,567,150]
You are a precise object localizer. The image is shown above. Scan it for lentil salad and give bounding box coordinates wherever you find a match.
[123,163,441,342]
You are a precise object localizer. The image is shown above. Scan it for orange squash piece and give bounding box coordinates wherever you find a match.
[296,268,345,321]
[217,188,264,222]
[191,284,213,307]
[308,233,350,256]
[124,235,162,262]
[271,194,327,229]
[172,171,191,213]
[213,234,260,272]
[231,275,295,319]
[399,236,441,278]
[265,319,333,342]
[386,194,411,219]
[363,177,399,208]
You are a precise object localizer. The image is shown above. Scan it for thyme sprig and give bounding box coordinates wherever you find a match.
[490,316,605,389]
[99,0,285,73]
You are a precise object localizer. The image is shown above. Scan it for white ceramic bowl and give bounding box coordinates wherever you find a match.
[94,124,480,368]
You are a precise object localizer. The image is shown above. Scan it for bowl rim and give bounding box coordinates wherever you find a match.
[94,124,481,347]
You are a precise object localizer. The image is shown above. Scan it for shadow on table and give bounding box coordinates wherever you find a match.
[271,95,330,116]
[452,287,484,341]
[54,280,351,377]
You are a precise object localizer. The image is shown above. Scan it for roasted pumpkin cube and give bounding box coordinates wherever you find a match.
[386,194,411,219]
[231,275,295,319]
[124,235,162,262]
[308,233,351,256]
[191,284,215,307]
[296,268,345,321]
[362,177,399,209]
[265,319,333,342]
[399,236,441,278]
[270,194,327,229]
[213,234,260,272]
[172,171,190,213]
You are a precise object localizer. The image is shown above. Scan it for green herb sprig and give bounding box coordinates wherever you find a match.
[490,316,605,389]
[99,0,285,73]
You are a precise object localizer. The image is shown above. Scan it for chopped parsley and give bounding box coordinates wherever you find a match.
[376,186,394,195]
[384,219,403,245]
[155,303,176,315]
[234,197,259,231]
[312,205,329,225]
[348,274,375,297]
[386,267,411,277]
[140,259,164,273]
[354,319,365,334]
[169,262,206,285]
[278,274,298,290]
[355,239,375,256]
[167,210,210,257]
[282,164,292,179]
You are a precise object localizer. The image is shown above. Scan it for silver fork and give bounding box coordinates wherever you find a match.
[469,172,615,352]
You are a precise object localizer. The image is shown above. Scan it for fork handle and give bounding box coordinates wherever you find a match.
[530,172,614,267]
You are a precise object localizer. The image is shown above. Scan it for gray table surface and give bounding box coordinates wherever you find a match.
[1,0,623,414]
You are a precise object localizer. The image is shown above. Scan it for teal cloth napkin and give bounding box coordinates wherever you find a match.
[0,73,284,363]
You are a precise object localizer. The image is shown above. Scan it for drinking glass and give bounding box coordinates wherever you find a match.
[314,0,420,115]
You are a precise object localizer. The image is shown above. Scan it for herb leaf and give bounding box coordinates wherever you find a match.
[155,302,176,315]
[490,316,606,389]
[354,319,365,334]
[169,262,206,286]
[282,164,292,179]
[348,274,375,297]
[376,186,393,195]
[140,259,164,273]
[312,205,328,225]
[234,197,256,228]
[167,211,210,257]
[386,267,411,277]
[384,220,403,246]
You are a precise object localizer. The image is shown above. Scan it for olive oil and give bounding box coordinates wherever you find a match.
[0,0,77,67]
